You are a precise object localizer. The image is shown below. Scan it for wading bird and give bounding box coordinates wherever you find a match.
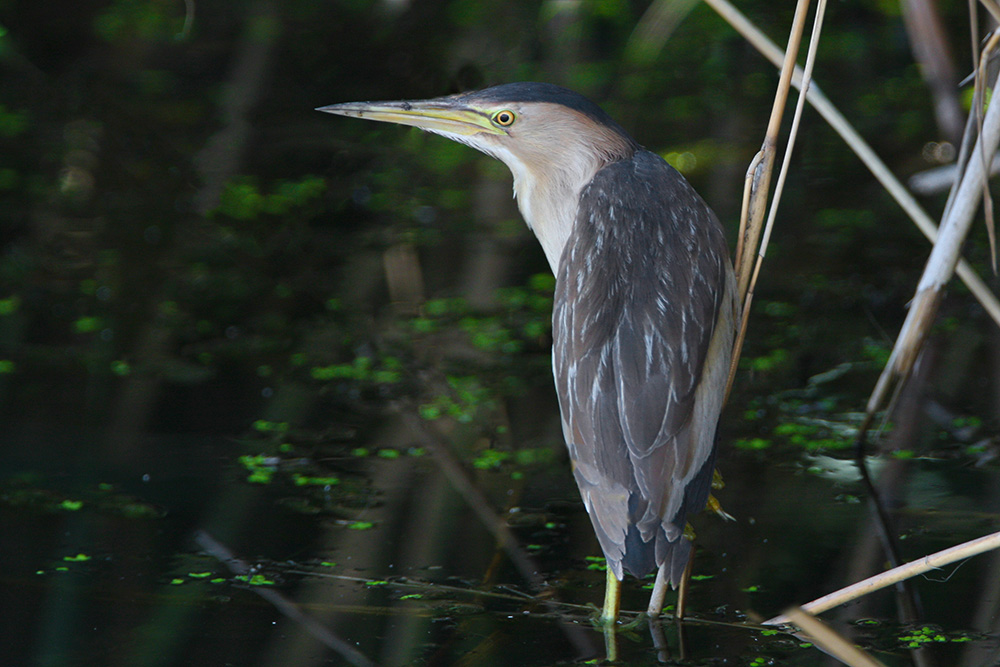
[318,83,737,623]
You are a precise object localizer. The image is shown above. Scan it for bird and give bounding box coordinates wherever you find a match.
[318,82,738,623]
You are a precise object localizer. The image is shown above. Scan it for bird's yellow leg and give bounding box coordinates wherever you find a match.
[601,565,621,625]
[647,563,669,616]
[603,625,619,662]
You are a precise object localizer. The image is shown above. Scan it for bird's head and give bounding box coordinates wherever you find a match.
[318,82,636,169]
[318,82,640,269]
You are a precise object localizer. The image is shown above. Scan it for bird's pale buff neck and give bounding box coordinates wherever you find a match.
[474,103,636,271]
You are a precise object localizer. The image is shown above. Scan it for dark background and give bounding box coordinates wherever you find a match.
[1,0,999,665]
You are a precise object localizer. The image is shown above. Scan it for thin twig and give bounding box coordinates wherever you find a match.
[733,0,812,302]
[975,32,998,273]
[727,0,830,402]
[765,530,1000,625]
[755,0,828,263]
[854,426,923,623]
[979,0,1000,26]
[725,0,812,400]
[284,570,542,604]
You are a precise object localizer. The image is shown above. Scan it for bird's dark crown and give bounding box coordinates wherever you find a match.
[459,82,633,140]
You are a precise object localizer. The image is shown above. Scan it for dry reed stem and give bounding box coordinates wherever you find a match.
[724,0,812,400]
[782,607,888,667]
[732,0,811,301]
[703,0,1000,328]
[725,0,830,403]
[867,36,1000,414]
[765,529,1000,625]
[756,0,828,266]
[973,32,998,274]
[978,0,1000,26]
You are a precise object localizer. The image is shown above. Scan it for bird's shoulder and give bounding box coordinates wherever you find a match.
[584,149,712,223]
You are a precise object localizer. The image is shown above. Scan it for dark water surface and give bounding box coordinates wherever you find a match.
[4,393,1000,665]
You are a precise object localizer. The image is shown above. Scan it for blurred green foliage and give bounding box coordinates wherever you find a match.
[216,177,326,221]
[0,0,992,492]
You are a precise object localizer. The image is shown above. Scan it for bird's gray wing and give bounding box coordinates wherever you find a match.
[553,151,734,578]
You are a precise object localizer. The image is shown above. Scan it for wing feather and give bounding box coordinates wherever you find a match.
[553,150,736,579]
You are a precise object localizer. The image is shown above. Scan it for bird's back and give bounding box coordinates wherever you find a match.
[553,149,736,581]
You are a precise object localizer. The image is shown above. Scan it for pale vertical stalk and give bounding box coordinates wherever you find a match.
[978,0,1000,25]
[733,0,812,302]
[727,0,830,401]
[725,0,813,400]
[755,0,828,267]
[868,56,1000,413]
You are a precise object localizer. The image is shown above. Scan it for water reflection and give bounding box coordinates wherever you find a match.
[4,402,999,665]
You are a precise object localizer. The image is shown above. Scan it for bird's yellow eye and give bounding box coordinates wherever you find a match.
[493,110,516,127]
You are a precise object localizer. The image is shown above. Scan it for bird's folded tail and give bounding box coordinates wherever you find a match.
[620,521,691,586]
[655,530,692,587]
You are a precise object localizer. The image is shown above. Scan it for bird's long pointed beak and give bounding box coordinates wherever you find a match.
[316,99,503,137]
